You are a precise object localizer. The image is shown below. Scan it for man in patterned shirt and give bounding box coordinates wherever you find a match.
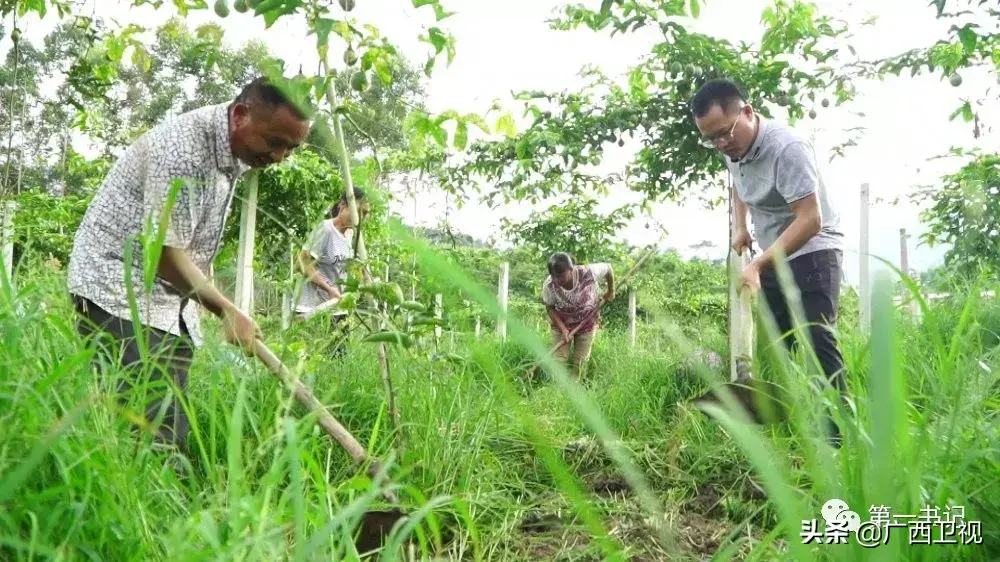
[68,77,311,453]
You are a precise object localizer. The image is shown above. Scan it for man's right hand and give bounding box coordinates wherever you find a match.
[325,285,342,300]
[222,305,262,354]
[732,228,753,256]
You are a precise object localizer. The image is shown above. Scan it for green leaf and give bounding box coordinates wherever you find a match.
[463,113,490,133]
[171,0,194,15]
[374,59,393,85]
[454,121,468,150]
[962,102,974,122]
[132,46,153,73]
[689,0,700,18]
[515,137,529,159]
[254,0,282,13]
[256,0,301,28]
[412,0,435,6]
[333,20,354,41]
[313,18,335,49]
[20,0,47,18]
[434,109,460,124]
[403,110,432,133]
[93,62,117,82]
[427,27,447,53]
[600,0,613,15]
[312,75,331,101]
[433,3,455,21]
[957,26,977,55]
[949,104,965,121]
[430,124,448,147]
[495,114,517,138]
[105,36,126,62]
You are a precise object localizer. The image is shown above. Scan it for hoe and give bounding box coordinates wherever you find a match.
[253,340,410,556]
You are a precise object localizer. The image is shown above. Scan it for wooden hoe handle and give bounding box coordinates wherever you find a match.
[254,340,369,462]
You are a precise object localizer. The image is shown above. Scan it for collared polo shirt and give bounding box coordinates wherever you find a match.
[724,116,842,261]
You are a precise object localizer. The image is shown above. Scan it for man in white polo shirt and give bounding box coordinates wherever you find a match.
[690,78,846,446]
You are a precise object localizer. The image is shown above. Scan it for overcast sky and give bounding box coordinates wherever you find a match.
[9,0,1000,286]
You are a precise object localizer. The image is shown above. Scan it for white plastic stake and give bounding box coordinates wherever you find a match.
[900,227,920,318]
[728,174,754,382]
[434,293,443,340]
[859,183,871,333]
[628,290,637,348]
[729,250,754,382]
[899,228,909,281]
[498,262,509,340]
[282,241,293,331]
[235,172,258,315]
[408,279,416,325]
[1,200,16,287]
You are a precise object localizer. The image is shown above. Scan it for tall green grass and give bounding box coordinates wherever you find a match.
[1,243,997,560]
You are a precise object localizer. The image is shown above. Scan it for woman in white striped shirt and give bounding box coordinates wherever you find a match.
[295,188,368,358]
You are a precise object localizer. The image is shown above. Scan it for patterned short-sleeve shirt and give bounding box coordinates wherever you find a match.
[541,263,612,334]
[67,103,249,347]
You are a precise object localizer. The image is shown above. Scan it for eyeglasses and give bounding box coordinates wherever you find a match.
[699,112,741,149]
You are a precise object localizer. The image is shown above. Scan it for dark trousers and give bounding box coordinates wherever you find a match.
[73,295,194,451]
[759,249,847,396]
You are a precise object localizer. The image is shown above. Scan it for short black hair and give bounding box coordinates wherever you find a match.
[328,187,367,219]
[233,76,310,121]
[690,78,747,118]
[548,252,574,276]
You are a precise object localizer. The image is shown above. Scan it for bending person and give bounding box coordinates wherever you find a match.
[68,77,311,455]
[541,252,615,380]
[294,188,368,359]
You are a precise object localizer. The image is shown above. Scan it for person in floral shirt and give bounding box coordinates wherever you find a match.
[541,252,615,379]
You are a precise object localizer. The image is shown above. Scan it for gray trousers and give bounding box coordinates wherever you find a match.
[73,295,194,451]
